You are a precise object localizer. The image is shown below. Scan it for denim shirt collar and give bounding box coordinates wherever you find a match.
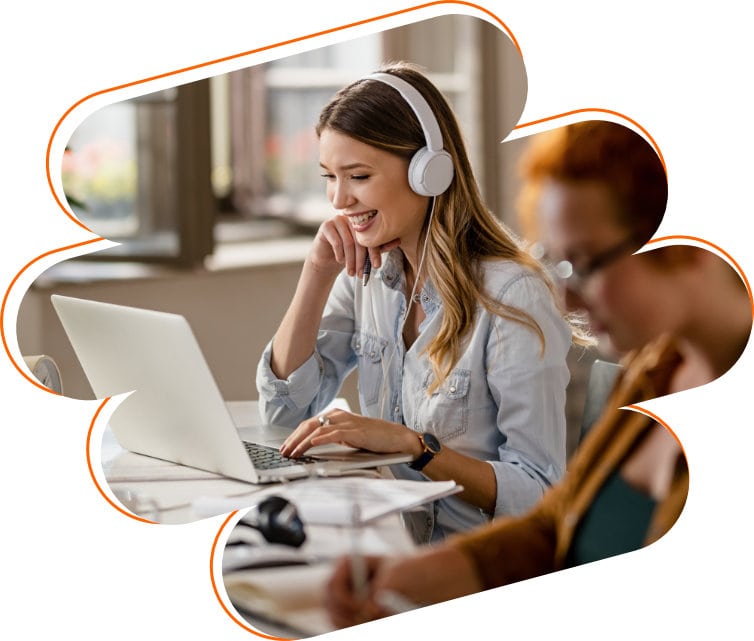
[379,248,404,289]
[379,248,441,314]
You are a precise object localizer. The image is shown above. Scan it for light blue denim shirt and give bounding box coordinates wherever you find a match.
[257,249,572,543]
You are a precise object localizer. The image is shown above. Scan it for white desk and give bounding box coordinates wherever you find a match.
[101,402,278,523]
[100,400,417,636]
[100,399,357,523]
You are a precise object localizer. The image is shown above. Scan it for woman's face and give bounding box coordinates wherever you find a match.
[319,128,429,255]
[537,179,686,355]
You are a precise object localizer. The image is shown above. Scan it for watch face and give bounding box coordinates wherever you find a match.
[423,432,441,454]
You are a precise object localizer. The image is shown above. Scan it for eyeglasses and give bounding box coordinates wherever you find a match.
[531,236,638,291]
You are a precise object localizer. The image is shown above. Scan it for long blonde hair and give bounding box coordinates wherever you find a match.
[317,61,579,392]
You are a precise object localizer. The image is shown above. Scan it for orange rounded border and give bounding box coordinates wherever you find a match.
[514,107,666,174]
[210,511,295,640]
[17,4,753,635]
[46,1,520,229]
[7,3,518,390]
[44,8,517,637]
[511,116,753,317]
[624,404,684,451]
[646,235,754,318]
[86,397,157,524]
[1,237,106,393]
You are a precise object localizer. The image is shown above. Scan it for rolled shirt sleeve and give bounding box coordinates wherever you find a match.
[483,272,571,517]
[256,271,358,427]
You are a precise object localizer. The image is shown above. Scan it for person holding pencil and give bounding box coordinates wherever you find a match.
[323,121,752,626]
[256,61,583,543]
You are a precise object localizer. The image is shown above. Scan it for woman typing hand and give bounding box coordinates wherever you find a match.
[280,408,500,514]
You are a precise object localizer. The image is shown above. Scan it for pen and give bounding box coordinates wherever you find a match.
[350,501,369,602]
[375,589,419,615]
[362,253,371,287]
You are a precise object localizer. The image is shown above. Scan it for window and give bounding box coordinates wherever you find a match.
[60,14,525,269]
[64,82,214,266]
[215,30,383,238]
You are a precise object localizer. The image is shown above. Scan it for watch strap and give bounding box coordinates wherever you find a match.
[409,433,438,471]
[409,450,435,471]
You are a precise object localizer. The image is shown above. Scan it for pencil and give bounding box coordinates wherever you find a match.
[350,502,369,601]
[375,590,419,614]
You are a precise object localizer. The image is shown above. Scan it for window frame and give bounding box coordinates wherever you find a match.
[63,15,525,270]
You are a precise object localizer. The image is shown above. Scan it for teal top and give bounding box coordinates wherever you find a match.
[566,471,657,567]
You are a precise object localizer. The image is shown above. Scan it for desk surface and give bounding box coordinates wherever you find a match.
[101,400,347,523]
[101,401,282,523]
[100,400,417,636]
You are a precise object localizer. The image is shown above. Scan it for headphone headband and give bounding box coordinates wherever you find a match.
[365,72,444,152]
[364,71,454,197]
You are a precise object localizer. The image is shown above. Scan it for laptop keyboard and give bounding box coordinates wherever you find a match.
[242,441,315,470]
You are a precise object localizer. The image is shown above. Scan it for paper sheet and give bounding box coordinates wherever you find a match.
[194,477,462,525]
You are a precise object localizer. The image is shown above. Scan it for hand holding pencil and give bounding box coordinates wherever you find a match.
[324,545,482,627]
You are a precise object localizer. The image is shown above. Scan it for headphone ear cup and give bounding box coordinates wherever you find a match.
[255,496,306,547]
[408,147,454,197]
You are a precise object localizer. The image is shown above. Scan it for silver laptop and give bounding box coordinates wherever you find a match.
[51,295,411,484]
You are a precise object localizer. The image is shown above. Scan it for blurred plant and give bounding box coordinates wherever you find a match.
[62,146,87,211]
[62,140,137,218]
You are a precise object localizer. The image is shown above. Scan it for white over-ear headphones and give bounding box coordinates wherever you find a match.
[365,72,455,197]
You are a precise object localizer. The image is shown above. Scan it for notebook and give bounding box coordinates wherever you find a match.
[50,295,412,484]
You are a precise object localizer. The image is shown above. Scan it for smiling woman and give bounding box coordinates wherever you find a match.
[255,61,586,544]
[317,129,428,266]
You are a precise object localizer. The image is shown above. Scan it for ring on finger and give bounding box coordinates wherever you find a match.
[318,414,331,427]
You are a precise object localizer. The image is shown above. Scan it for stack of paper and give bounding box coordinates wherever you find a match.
[224,564,336,636]
[195,477,462,525]
[220,477,461,635]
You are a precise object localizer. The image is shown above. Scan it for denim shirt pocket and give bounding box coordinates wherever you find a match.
[351,331,388,407]
[422,368,471,440]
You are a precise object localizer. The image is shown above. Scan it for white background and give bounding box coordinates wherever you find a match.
[2,1,751,639]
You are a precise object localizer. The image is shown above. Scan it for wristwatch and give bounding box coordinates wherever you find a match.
[409,432,442,471]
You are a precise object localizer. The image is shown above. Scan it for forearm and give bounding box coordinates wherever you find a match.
[414,444,498,514]
[270,258,340,379]
[449,503,558,589]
